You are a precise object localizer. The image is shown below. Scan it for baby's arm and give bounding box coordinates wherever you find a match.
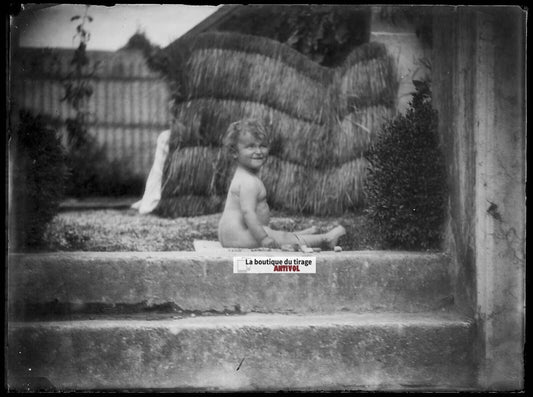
[239,178,279,248]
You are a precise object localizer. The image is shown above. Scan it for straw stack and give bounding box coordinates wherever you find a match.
[338,55,398,109]
[170,98,331,166]
[186,48,333,124]
[333,105,397,164]
[260,157,369,215]
[161,146,220,196]
[164,32,334,84]
[157,31,398,217]
[260,157,310,213]
[155,194,224,218]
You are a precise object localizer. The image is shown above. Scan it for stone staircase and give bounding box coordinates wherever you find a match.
[7,251,477,391]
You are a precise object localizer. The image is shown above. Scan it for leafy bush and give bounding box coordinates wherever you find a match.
[64,117,105,197]
[10,110,67,250]
[364,80,446,250]
[64,120,144,198]
[90,156,145,197]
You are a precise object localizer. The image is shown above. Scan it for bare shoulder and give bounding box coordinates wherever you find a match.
[233,168,263,194]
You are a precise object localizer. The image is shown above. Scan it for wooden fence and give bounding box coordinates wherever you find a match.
[10,47,170,177]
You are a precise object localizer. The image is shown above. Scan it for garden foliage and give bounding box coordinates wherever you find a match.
[364,80,447,249]
[215,5,371,67]
[10,110,67,250]
[62,7,144,197]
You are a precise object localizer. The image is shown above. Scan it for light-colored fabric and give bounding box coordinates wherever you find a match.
[193,239,292,253]
[131,129,170,214]
[193,240,228,252]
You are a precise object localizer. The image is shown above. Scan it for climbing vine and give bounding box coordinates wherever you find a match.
[61,5,106,196]
[61,6,143,196]
[62,5,98,150]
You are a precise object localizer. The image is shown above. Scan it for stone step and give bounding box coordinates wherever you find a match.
[8,251,453,316]
[7,311,476,391]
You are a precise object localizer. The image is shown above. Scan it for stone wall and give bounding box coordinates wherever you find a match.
[432,6,525,390]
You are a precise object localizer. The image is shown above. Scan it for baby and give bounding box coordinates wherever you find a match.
[218,119,346,249]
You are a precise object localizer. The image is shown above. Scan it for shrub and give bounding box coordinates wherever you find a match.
[64,117,107,197]
[9,110,67,251]
[64,135,144,197]
[92,155,145,197]
[364,80,446,250]
[64,121,144,198]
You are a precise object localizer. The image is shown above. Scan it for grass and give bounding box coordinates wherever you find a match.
[42,209,384,252]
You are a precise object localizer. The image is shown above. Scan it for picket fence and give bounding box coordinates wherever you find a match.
[10,47,171,177]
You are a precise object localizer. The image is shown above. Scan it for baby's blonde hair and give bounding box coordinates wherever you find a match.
[222,119,269,155]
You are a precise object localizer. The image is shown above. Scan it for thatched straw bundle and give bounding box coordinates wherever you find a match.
[333,105,397,163]
[168,97,394,167]
[158,146,368,216]
[165,31,334,84]
[161,146,220,196]
[161,145,235,197]
[338,55,398,109]
[185,48,333,124]
[157,31,398,217]
[259,157,309,212]
[305,158,368,215]
[260,157,369,215]
[170,98,332,167]
[155,194,224,218]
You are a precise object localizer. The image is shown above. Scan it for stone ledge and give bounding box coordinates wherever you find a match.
[7,312,475,391]
[8,251,453,315]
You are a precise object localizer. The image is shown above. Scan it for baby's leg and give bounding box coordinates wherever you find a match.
[294,226,318,235]
[265,226,345,249]
[320,226,346,249]
[264,227,310,246]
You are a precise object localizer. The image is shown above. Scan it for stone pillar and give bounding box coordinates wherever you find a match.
[472,7,525,390]
[433,6,525,390]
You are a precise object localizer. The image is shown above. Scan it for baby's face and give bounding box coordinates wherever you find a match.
[235,131,269,173]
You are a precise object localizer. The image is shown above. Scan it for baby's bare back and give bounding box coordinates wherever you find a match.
[218,168,270,248]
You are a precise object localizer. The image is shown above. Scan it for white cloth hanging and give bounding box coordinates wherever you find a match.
[131,129,170,214]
